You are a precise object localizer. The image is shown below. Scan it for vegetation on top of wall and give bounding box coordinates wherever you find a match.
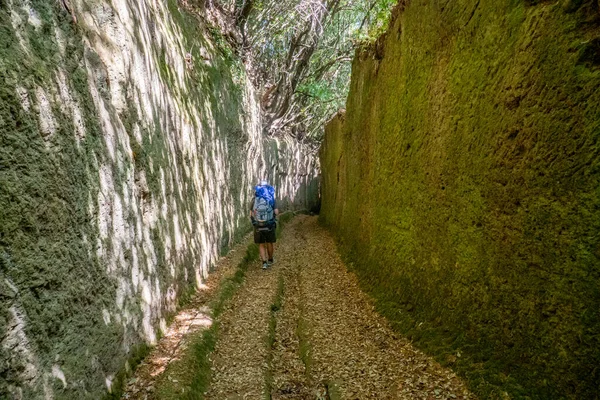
[209,0,397,140]
[320,0,600,398]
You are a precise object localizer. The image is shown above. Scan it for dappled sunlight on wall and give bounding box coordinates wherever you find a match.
[0,0,319,398]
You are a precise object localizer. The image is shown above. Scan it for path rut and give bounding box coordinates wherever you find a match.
[205,215,475,399]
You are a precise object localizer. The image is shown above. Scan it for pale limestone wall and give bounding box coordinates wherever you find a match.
[0,0,318,398]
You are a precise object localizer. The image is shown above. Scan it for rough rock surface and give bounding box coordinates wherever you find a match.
[0,0,318,398]
[319,1,600,398]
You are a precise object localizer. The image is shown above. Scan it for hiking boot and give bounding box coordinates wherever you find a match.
[267,258,275,266]
[262,261,269,270]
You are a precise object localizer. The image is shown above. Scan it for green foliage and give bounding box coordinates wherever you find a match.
[223,0,395,139]
[320,1,600,398]
[297,81,336,103]
[351,0,397,43]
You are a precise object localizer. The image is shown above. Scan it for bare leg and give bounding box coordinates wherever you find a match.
[267,243,274,260]
[259,243,268,262]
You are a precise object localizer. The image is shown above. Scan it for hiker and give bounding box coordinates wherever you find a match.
[250,179,279,269]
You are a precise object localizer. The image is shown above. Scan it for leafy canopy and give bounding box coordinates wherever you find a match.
[222,0,395,140]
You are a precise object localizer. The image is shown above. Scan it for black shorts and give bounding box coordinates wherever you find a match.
[254,226,276,244]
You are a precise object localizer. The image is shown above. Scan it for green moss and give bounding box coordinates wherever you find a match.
[0,0,317,395]
[153,241,259,399]
[276,210,296,239]
[0,1,255,398]
[110,241,259,399]
[102,343,152,400]
[0,2,128,398]
[320,1,600,398]
[296,313,311,376]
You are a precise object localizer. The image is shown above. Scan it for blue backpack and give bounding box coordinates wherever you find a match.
[253,185,275,227]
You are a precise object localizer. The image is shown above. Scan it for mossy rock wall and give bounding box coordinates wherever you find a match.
[320,1,600,398]
[0,0,318,398]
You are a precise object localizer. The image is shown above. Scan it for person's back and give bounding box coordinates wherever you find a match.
[250,180,279,269]
[253,186,275,226]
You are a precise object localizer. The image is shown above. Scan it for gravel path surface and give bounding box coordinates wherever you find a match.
[205,215,476,399]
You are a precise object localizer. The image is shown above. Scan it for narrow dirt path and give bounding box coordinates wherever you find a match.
[204,248,280,398]
[205,215,475,399]
[270,231,313,399]
[296,217,474,399]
